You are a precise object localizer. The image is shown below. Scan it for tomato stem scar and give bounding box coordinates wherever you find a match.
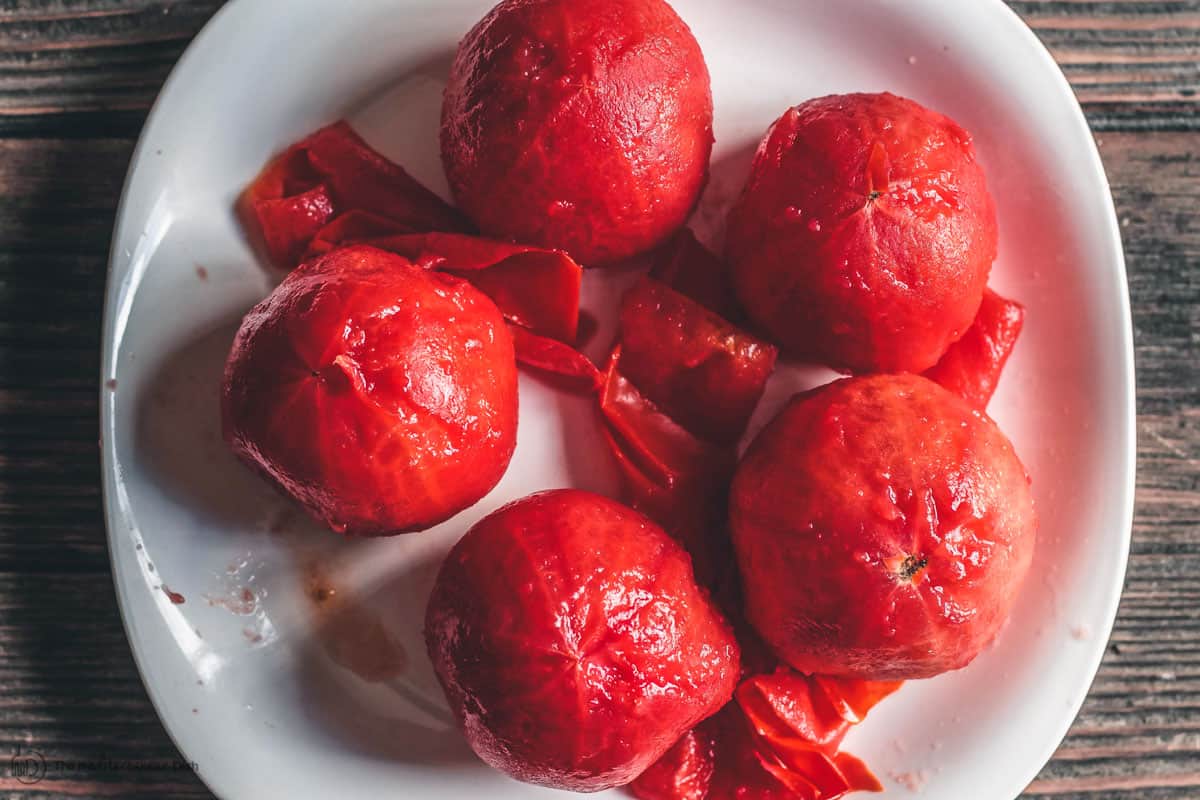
[899,555,928,583]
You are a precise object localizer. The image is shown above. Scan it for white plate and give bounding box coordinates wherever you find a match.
[101,1,1135,798]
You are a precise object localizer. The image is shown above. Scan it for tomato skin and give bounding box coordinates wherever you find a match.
[424,489,740,792]
[222,245,518,536]
[440,0,713,266]
[241,121,467,269]
[924,287,1025,409]
[729,374,1036,680]
[726,93,998,374]
[628,724,716,800]
[618,279,778,446]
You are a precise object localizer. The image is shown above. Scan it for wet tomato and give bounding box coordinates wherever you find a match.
[726,93,998,374]
[441,0,713,265]
[425,489,740,792]
[730,374,1036,679]
[222,245,518,536]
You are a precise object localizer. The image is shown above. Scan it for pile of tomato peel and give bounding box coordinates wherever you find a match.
[242,123,593,387]
[242,119,1025,799]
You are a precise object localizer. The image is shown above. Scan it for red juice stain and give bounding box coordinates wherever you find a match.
[205,586,257,616]
[161,584,186,604]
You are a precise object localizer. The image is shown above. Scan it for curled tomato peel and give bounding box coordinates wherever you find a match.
[618,278,777,445]
[320,231,584,345]
[596,272,773,584]
[924,287,1025,409]
[811,676,904,726]
[632,672,900,800]
[832,753,884,794]
[375,233,583,343]
[250,186,336,269]
[306,209,414,256]
[599,349,732,489]
[649,228,744,324]
[737,672,850,754]
[508,325,602,394]
[597,349,734,584]
[753,745,844,800]
[298,122,468,234]
[241,121,467,269]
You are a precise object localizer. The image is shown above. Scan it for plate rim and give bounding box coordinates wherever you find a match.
[966,3,1136,794]
[100,2,257,797]
[99,1,1137,798]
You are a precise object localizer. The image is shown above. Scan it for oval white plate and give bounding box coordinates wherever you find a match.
[101,1,1135,798]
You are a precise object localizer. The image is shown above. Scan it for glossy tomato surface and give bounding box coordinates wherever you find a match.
[424,489,740,792]
[222,245,518,536]
[441,0,712,265]
[729,374,1036,680]
[726,93,998,374]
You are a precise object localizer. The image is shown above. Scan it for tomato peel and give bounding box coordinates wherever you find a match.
[508,325,602,393]
[754,744,846,800]
[628,725,716,800]
[649,228,743,323]
[599,349,732,489]
[924,287,1025,409]
[320,231,584,344]
[242,121,467,269]
[833,753,884,794]
[306,209,414,256]
[300,122,468,234]
[597,348,735,583]
[811,676,904,725]
[633,669,898,800]
[618,278,777,445]
[251,186,336,269]
[596,273,773,622]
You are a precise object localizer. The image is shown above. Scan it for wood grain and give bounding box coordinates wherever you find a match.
[1008,0,1200,128]
[0,1,1196,799]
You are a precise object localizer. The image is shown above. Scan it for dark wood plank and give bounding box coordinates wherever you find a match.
[0,0,224,138]
[0,2,1196,799]
[1009,1,1200,129]
[0,131,209,795]
[1022,131,1200,799]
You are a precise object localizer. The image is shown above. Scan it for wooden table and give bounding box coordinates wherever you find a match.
[0,1,1195,798]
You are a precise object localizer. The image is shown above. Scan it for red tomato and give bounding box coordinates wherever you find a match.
[440,0,713,266]
[222,245,518,536]
[727,93,998,374]
[424,489,740,792]
[729,374,1036,680]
